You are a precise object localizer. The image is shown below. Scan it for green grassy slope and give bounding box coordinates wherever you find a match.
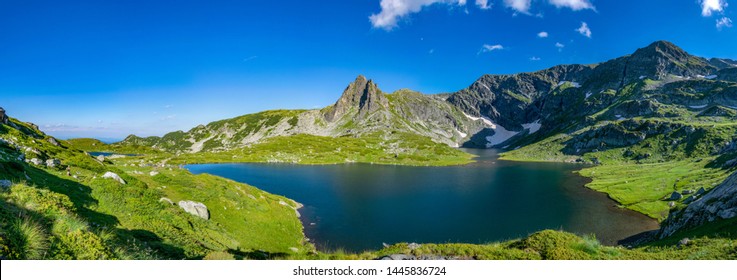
[1,118,306,259]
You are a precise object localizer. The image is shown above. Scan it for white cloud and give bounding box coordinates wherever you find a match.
[700,0,728,16]
[717,16,733,28]
[503,0,532,13]
[529,56,541,61]
[555,42,565,51]
[576,22,592,38]
[429,48,435,54]
[480,44,504,54]
[369,0,466,30]
[548,0,595,11]
[476,0,491,9]
[537,31,549,38]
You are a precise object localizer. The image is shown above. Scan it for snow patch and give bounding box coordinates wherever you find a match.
[585,92,593,99]
[705,75,717,80]
[639,75,646,80]
[557,81,581,88]
[463,112,495,128]
[485,124,518,147]
[522,120,542,134]
[455,128,467,138]
[689,104,708,109]
[478,82,491,92]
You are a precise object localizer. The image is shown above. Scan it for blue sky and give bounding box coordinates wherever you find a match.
[1,0,735,140]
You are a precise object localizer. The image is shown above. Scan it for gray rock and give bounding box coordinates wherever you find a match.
[660,172,737,238]
[96,155,105,162]
[102,171,126,184]
[159,197,174,205]
[679,238,691,246]
[47,137,60,146]
[696,187,706,196]
[408,243,421,250]
[46,159,61,168]
[178,200,209,220]
[149,171,159,176]
[0,179,11,190]
[0,107,7,124]
[17,154,25,162]
[668,202,676,208]
[30,158,43,166]
[378,254,416,260]
[667,191,683,201]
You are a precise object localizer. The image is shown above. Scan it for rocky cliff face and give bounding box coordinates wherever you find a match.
[659,172,737,237]
[323,75,389,122]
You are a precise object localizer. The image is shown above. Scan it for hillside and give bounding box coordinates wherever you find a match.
[1,114,307,259]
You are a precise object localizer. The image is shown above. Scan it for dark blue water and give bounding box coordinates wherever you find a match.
[186,149,658,252]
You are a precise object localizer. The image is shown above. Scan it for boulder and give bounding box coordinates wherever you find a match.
[178,200,209,220]
[0,179,11,190]
[29,158,43,166]
[378,254,416,260]
[408,243,421,250]
[149,171,159,176]
[667,191,683,201]
[96,155,105,162]
[102,171,126,184]
[46,159,61,168]
[47,137,60,146]
[0,107,7,124]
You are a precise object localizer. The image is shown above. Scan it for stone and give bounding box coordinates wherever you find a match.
[30,158,43,166]
[159,197,174,205]
[0,179,11,189]
[45,159,61,168]
[696,187,706,196]
[289,247,299,253]
[679,238,690,246]
[667,191,683,201]
[102,171,126,184]
[178,200,209,220]
[408,243,421,250]
[47,137,60,146]
[149,171,159,176]
[97,155,105,162]
[378,254,416,260]
[668,202,676,208]
[0,107,7,124]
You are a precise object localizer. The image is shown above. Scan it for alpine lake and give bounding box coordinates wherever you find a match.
[186,149,658,252]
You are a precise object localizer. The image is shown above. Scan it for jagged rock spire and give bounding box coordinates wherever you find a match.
[323,75,388,122]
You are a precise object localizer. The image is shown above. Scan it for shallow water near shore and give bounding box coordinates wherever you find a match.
[186,149,659,252]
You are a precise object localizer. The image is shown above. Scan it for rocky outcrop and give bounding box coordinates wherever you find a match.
[323,75,388,122]
[45,159,60,168]
[178,200,209,220]
[102,171,126,184]
[29,158,43,166]
[659,172,737,238]
[0,107,7,124]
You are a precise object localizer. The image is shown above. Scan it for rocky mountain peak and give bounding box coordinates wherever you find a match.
[626,40,716,80]
[323,75,388,122]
